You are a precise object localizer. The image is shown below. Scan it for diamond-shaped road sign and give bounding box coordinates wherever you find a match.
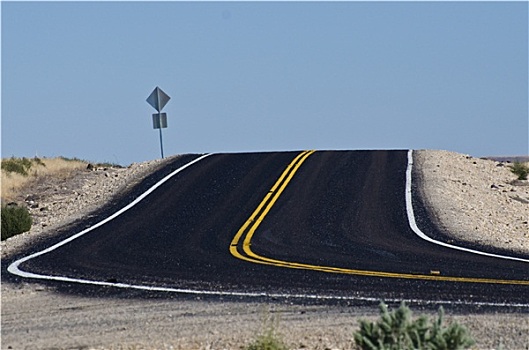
[146,87,170,113]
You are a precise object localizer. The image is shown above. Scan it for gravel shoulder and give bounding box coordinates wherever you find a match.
[2,150,529,349]
[415,150,529,256]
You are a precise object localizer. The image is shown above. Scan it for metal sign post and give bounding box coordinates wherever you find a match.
[146,87,171,159]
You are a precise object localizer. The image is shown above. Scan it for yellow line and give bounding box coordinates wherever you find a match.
[229,151,311,253]
[230,151,529,286]
[242,150,315,250]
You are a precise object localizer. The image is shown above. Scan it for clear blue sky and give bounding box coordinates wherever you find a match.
[2,1,528,165]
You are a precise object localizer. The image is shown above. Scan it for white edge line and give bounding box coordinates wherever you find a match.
[5,151,529,308]
[406,149,529,264]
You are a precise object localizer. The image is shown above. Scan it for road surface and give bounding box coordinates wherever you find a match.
[7,151,529,307]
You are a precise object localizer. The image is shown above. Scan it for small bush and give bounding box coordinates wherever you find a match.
[59,156,86,163]
[1,157,33,176]
[1,157,47,176]
[354,302,475,350]
[509,162,529,180]
[246,309,288,350]
[246,332,288,350]
[1,205,32,240]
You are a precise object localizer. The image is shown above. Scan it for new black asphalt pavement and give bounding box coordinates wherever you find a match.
[8,151,529,307]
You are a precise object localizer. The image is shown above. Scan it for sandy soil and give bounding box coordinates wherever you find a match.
[415,150,529,255]
[1,150,528,349]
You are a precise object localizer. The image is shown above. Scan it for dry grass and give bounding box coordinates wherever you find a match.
[1,157,87,202]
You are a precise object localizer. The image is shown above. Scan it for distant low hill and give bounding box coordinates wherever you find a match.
[482,156,529,163]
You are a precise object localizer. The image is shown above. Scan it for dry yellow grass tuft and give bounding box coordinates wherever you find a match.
[1,157,87,202]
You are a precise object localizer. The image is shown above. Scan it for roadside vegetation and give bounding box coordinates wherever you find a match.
[245,308,288,350]
[1,156,88,202]
[354,302,475,350]
[1,156,87,240]
[1,204,32,240]
[509,161,529,181]
[1,156,121,240]
[244,302,475,350]
[1,156,122,202]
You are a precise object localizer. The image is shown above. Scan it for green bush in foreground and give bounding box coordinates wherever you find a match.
[509,162,529,180]
[354,302,475,350]
[246,332,288,350]
[1,205,32,240]
[246,309,288,350]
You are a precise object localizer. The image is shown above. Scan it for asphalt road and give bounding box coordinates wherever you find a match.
[8,151,529,307]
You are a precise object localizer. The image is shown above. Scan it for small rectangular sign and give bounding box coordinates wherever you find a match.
[152,113,167,129]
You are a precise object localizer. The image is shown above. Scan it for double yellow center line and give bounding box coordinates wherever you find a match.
[230,150,315,266]
[229,151,529,285]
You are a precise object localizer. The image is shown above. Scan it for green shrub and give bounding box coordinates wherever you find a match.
[246,309,288,350]
[509,162,529,180]
[354,302,475,350]
[1,157,47,176]
[246,332,288,350]
[59,156,85,163]
[1,157,33,176]
[1,205,32,240]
